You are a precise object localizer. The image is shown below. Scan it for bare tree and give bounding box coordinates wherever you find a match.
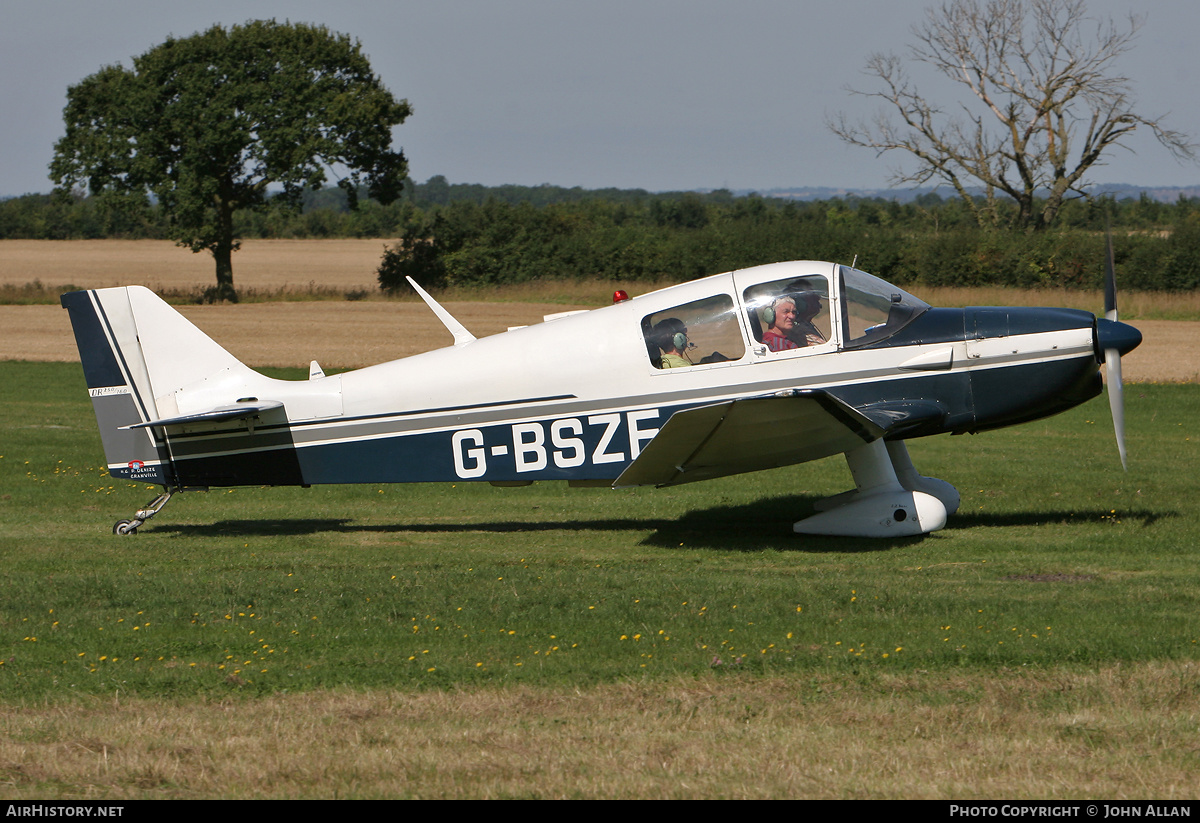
[829,0,1195,230]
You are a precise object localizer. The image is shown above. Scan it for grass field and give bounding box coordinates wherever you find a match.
[2,361,1199,798]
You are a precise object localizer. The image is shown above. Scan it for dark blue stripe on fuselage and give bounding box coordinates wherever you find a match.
[163,352,1102,488]
[176,403,681,486]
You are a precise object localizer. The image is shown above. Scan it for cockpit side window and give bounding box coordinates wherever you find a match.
[642,294,745,370]
[742,275,831,352]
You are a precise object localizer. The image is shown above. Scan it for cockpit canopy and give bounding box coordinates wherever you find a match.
[639,262,930,370]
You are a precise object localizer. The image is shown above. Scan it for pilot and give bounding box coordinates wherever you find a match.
[762,296,800,351]
[787,289,827,347]
[653,318,691,368]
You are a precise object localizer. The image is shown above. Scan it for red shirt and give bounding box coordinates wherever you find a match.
[763,330,799,351]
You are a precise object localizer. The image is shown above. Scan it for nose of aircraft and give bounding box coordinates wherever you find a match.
[1095,318,1142,360]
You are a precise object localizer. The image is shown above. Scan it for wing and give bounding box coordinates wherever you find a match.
[614,389,942,488]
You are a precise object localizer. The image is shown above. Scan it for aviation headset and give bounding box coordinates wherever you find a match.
[761,296,794,328]
[763,292,821,327]
[654,318,689,353]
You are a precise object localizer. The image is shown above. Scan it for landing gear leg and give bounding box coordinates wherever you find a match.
[113,488,174,535]
[886,440,960,515]
[794,440,953,537]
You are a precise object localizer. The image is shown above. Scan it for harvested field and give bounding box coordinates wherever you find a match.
[2,238,1196,380]
[0,300,587,368]
[0,238,391,292]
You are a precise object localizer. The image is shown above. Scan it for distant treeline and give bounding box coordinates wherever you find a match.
[5,176,1200,291]
[375,184,1200,292]
[0,175,701,240]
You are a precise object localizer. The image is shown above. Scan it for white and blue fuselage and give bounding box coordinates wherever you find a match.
[62,261,1141,536]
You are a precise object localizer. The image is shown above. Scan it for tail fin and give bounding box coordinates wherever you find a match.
[61,286,255,485]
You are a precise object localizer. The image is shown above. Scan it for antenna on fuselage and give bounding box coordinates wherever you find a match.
[405,276,476,346]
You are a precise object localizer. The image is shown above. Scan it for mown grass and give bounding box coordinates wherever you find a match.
[3,667,1198,799]
[2,362,1198,797]
[3,362,1198,697]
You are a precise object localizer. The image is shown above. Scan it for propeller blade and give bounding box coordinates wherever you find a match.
[1104,230,1118,322]
[1102,229,1129,469]
[1104,347,1127,471]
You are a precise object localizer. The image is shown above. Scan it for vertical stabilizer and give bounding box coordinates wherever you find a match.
[60,286,255,485]
[62,288,171,484]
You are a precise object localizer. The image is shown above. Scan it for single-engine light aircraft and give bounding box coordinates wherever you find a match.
[62,257,1141,538]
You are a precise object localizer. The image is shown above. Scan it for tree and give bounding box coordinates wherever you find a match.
[829,0,1195,230]
[51,20,410,300]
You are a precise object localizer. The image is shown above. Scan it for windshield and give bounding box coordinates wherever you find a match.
[839,267,930,348]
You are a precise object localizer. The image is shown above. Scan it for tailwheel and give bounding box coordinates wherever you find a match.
[111,489,174,536]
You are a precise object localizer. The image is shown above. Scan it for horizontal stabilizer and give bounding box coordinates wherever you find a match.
[615,390,885,488]
[121,401,284,430]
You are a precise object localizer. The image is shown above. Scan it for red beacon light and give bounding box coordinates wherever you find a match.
[612,289,630,304]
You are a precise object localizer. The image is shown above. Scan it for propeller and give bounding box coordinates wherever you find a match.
[1097,231,1141,470]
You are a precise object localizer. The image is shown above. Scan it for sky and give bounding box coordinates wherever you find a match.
[3,0,1199,198]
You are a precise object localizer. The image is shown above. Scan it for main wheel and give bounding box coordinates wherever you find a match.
[113,520,138,535]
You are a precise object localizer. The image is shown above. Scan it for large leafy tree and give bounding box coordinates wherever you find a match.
[51,20,411,301]
[829,0,1195,231]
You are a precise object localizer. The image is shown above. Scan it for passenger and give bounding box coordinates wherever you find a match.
[762,297,800,351]
[652,318,691,368]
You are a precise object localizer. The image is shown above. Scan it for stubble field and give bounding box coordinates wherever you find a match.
[2,239,1199,799]
[1,238,1197,379]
